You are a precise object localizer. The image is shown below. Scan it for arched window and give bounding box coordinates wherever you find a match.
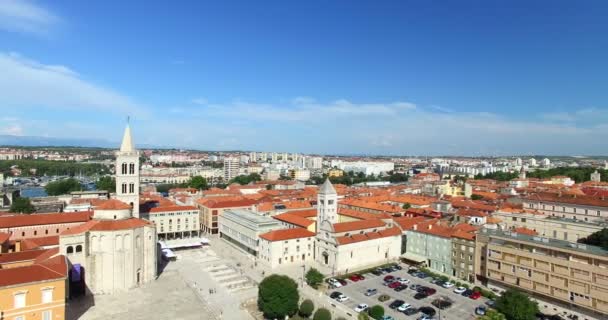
[76,245,83,253]
[129,183,135,194]
[67,246,74,254]
[122,183,127,193]
[129,163,135,174]
[122,163,128,175]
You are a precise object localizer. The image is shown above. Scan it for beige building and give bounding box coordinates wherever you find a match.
[452,228,477,283]
[477,229,608,319]
[494,209,605,242]
[258,228,316,268]
[522,192,608,222]
[196,198,257,234]
[148,205,200,240]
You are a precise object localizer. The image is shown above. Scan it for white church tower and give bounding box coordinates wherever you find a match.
[115,121,140,218]
[317,179,338,232]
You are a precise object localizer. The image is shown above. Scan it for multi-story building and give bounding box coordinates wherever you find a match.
[0,249,68,320]
[522,192,608,222]
[494,208,605,242]
[0,211,92,241]
[452,228,477,283]
[406,220,454,275]
[258,228,316,268]
[223,157,240,181]
[148,205,199,240]
[289,168,311,181]
[196,198,257,234]
[478,229,608,319]
[305,156,323,169]
[218,209,282,256]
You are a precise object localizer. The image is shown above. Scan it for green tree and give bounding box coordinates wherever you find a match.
[45,178,82,196]
[95,176,115,191]
[368,305,384,320]
[9,197,35,214]
[305,268,324,288]
[357,312,370,320]
[313,308,331,320]
[188,176,209,190]
[230,173,262,185]
[495,289,538,320]
[471,194,484,200]
[299,299,315,318]
[578,228,608,250]
[257,274,299,319]
[402,203,411,210]
[479,310,507,320]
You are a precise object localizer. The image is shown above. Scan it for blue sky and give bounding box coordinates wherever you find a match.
[1,0,608,155]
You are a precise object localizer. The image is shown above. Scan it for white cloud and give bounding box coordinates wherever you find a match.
[0,52,146,115]
[0,0,60,35]
[191,98,208,105]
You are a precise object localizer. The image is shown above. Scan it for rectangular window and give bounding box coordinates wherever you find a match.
[42,288,53,303]
[14,292,26,308]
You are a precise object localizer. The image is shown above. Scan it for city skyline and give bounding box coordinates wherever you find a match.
[1,1,608,155]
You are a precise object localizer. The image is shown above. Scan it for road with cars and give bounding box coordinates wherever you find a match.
[326,264,490,320]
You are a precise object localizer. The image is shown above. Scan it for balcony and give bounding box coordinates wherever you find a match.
[569,280,589,295]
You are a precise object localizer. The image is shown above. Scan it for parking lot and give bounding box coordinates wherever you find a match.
[326,265,488,320]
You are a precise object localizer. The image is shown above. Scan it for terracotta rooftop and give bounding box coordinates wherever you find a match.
[336,226,401,245]
[196,197,257,208]
[17,235,60,250]
[0,232,9,243]
[61,218,152,236]
[332,219,386,233]
[0,252,67,287]
[0,248,49,264]
[288,209,317,218]
[259,228,316,241]
[272,212,315,228]
[95,199,132,210]
[0,211,92,229]
[524,192,608,208]
[149,205,197,213]
[392,216,428,231]
[513,227,538,236]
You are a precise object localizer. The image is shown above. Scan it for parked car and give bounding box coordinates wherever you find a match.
[417,315,434,320]
[404,308,419,316]
[389,299,405,309]
[378,294,391,302]
[388,281,401,289]
[417,286,430,293]
[425,288,437,295]
[475,306,487,315]
[432,298,453,310]
[384,275,395,282]
[397,303,412,312]
[391,264,403,271]
[337,279,348,286]
[414,292,429,300]
[397,277,411,285]
[410,284,421,291]
[415,272,429,279]
[336,294,349,302]
[485,300,496,308]
[407,268,418,275]
[419,306,437,317]
[365,288,378,296]
[354,303,369,313]
[394,284,408,292]
[327,278,342,288]
[329,291,342,299]
[453,286,467,294]
[381,316,395,320]
[442,282,455,289]
[461,289,473,297]
[372,269,383,276]
[469,291,482,300]
[350,274,365,282]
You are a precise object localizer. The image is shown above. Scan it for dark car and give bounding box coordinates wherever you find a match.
[372,269,383,276]
[388,281,401,289]
[410,284,421,291]
[330,291,342,299]
[349,274,365,282]
[384,275,395,282]
[424,288,437,295]
[407,268,418,275]
[417,286,429,293]
[389,300,405,309]
[391,264,403,271]
[432,298,453,310]
[403,307,419,316]
[394,284,408,292]
[462,289,474,297]
[415,272,429,279]
[365,288,378,296]
[414,292,429,300]
[419,306,436,317]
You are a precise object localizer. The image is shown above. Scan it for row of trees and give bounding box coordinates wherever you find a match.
[577,228,608,250]
[0,159,110,177]
[309,170,408,186]
[45,178,83,196]
[155,175,210,193]
[229,173,262,185]
[475,166,608,183]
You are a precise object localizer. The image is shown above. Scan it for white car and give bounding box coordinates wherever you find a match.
[336,294,349,302]
[328,278,342,288]
[397,278,411,285]
[442,281,455,288]
[453,286,467,294]
[354,303,369,313]
[397,303,412,312]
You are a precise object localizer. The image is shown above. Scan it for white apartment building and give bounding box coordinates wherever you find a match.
[223,157,240,181]
[218,209,282,256]
[305,157,323,169]
[331,160,395,176]
[523,193,608,222]
[148,205,200,240]
[258,228,316,268]
[290,168,311,181]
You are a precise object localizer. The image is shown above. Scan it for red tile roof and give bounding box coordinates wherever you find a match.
[0,211,92,229]
[0,253,67,287]
[95,199,132,210]
[524,192,608,208]
[0,248,49,264]
[18,235,60,250]
[289,209,317,218]
[272,213,315,228]
[259,228,316,241]
[332,219,386,233]
[0,232,9,243]
[513,227,538,236]
[149,205,197,213]
[339,208,391,220]
[336,226,401,245]
[196,198,257,209]
[392,216,428,231]
[61,218,152,235]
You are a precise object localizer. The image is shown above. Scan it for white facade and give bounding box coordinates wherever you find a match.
[258,233,315,268]
[223,157,240,181]
[115,124,140,218]
[218,209,282,255]
[149,206,200,240]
